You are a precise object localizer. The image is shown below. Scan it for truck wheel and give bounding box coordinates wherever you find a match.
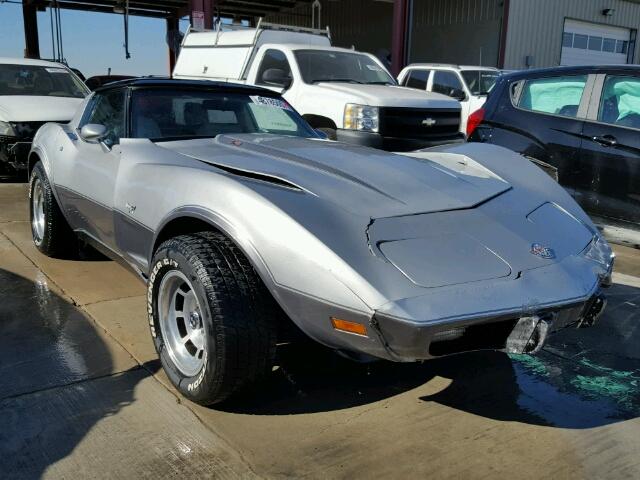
[148,231,279,405]
[29,161,77,257]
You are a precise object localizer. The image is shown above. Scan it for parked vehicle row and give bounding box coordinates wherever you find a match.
[468,65,640,235]
[28,77,613,405]
[173,21,465,151]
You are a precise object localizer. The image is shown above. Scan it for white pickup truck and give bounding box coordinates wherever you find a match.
[173,22,464,151]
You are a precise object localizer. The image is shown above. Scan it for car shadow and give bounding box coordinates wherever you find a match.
[0,269,157,479]
[221,283,640,429]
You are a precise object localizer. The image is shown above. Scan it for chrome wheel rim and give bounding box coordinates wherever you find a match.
[32,178,45,244]
[158,270,206,377]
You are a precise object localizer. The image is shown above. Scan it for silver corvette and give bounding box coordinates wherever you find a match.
[29,78,614,405]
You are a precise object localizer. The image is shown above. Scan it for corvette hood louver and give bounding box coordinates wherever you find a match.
[159,134,511,217]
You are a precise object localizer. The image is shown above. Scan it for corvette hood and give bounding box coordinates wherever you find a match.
[159,134,510,217]
[0,96,83,122]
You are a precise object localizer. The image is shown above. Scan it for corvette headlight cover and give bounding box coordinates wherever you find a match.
[0,121,16,137]
[344,104,379,133]
[583,234,614,270]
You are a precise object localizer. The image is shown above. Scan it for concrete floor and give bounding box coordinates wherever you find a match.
[1,182,639,479]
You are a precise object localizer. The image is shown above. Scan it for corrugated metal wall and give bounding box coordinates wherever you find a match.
[264,0,394,57]
[409,0,504,66]
[505,0,640,69]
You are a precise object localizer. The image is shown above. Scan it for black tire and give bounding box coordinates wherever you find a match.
[29,161,78,257]
[148,231,279,405]
[317,127,337,140]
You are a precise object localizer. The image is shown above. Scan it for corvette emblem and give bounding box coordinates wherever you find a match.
[530,243,555,259]
[422,118,437,127]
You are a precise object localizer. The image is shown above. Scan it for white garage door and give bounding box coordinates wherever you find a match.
[561,19,631,66]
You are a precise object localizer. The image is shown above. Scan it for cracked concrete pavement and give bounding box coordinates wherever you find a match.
[1,182,639,479]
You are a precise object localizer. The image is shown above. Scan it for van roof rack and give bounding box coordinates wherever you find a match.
[187,17,331,43]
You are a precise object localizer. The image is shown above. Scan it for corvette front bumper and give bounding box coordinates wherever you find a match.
[366,250,613,362]
[279,242,614,363]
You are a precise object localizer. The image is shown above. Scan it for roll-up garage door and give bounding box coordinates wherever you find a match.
[561,19,632,66]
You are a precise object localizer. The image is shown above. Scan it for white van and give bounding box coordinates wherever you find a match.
[397,64,500,134]
[173,22,463,151]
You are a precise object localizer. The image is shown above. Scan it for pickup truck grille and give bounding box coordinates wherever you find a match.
[379,108,460,140]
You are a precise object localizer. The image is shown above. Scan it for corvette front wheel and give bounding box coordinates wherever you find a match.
[148,231,279,405]
[29,161,77,257]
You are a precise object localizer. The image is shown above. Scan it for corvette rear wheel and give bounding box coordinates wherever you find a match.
[148,231,279,405]
[29,161,77,258]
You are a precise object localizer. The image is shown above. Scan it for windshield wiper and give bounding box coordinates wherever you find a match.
[367,81,395,85]
[311,79,364,84]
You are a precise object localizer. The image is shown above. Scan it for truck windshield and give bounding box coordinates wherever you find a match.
[294,50,396,86]
[130,88,317,141]
[460,70,499,95]
[0,64,88,98]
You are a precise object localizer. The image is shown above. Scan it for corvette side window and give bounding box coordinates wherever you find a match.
[518,75,587,118]
[81,89,126,146]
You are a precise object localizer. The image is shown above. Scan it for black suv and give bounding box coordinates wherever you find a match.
[468,65,640,234]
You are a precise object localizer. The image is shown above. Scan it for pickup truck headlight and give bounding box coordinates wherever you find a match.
[0,121,16,137]
[344,104,379,133]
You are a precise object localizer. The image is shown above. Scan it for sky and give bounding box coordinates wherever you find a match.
[0,2,188,78]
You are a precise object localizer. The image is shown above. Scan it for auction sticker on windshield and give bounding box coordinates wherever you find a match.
[250,96,292,110]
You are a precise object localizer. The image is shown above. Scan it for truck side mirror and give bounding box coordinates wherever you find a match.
[262,68,292,89]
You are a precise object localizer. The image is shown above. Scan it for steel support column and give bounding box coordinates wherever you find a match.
[497,0,510,68]
[166,16,179,74]
[189,0,214,29]
[391,0,409,76]
[22,0,41,59]
[203,0,213,29]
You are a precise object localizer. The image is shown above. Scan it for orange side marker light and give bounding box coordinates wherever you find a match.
[331,317,368,337]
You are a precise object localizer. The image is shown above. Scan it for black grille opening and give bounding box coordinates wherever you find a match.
[10,121,65,141]
[379,107,461,140]
[429,318,518,357]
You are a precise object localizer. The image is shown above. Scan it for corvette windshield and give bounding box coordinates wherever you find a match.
[0,64,88,98]
[294,50,396,85]
[130,89,317,141]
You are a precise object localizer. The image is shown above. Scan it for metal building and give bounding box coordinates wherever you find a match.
[271,0,640,71]
[14,0,640,76]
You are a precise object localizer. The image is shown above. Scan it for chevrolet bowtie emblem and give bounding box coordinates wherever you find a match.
[422,118,437,127]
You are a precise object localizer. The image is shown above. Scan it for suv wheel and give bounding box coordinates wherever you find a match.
[148,231,279,405]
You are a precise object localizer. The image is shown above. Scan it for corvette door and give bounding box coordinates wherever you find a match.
[62,88,126,249]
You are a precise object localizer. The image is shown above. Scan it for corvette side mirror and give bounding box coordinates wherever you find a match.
[80,124,107,142]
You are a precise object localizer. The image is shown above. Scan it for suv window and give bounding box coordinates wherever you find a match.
[403,69,430,90]
[598,75,640,130]
[518,75,587,118]
[257,49,292,86]
[80,89,126,146]
[432,71,465,99]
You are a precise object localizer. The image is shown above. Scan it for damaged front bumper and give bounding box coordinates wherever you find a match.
[1,137,32,171]
[364,244,614,362]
